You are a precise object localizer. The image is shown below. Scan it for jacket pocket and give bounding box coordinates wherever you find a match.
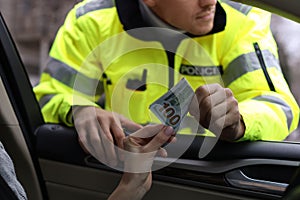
[109,82,150,125]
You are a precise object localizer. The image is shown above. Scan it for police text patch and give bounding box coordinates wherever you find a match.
[179,64,223,76]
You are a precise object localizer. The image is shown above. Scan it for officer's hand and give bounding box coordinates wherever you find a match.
[73,106,142,166]
[108,124,175,200]
[189,84,245,141]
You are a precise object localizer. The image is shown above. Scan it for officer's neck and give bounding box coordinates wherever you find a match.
[138,0,184,33]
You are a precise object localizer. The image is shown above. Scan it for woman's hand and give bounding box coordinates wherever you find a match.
[108,124,175,200]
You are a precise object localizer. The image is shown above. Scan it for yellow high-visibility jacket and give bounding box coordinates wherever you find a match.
[34,0,299,141]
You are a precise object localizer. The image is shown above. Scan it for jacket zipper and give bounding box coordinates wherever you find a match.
[253,42,276,92]
[166,50,175,89]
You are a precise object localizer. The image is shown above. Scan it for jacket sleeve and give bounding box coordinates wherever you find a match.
[221,6,299,141]
[33,4,104,126]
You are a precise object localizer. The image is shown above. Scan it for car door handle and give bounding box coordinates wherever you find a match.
[225,169,288,195]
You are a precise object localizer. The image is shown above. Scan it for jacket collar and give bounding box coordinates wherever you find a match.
[115,0,226,38]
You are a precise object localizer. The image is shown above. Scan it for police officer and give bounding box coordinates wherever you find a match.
[34,0,299,168]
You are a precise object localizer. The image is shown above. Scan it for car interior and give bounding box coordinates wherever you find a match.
[0,0,300,199]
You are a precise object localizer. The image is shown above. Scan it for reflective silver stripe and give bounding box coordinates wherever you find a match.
[44,58,103,96]
[254,95,293,129]
[223,50,281,87]
[76,0,114,18]
[223,0,252,15]
[39,94,55,108]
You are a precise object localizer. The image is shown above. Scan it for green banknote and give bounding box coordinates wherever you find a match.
[149,78,194,131]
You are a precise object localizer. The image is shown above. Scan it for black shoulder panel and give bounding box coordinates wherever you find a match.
[76,0,114,18]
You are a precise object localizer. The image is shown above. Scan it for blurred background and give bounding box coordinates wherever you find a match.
[0,0,299,141]
[0,0,80,84]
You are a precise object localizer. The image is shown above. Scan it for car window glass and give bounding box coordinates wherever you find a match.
[271,14,300,143]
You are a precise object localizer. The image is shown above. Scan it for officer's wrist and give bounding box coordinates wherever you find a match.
[233,114,246,141]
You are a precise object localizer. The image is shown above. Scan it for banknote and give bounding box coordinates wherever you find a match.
[149,78,194,131]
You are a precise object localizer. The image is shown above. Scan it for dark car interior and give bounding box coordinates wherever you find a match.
[1,0,300,199]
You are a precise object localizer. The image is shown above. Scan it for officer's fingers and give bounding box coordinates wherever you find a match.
[208,115,226,136]
[210,88,228,108]
[206,101,227,123]
[195,84,222,99]
[189,84,221,118]
[225,89,238,112]
[209,105,242,140]
[189,85,211,117]
[204,100,234,133]
[90,130,108,163]
[120,116,143,132]
[78,137,90,154]
[110,121,126,149]
[80,123,108,164]
[223,104,241,129]
[198,95,212,126]
[101,133,118,167]
[216,90,240,128]
[77,127,91,153]
[188,95,200,119]
[97,120,118,167]
[199,87,229,127]
[198,93,226,129]
[143,126,174,153]
[74,108,112,164]
[100,112,127,148]
[194,85,210,106]
[199,86,228,118]
[76,120,97,153]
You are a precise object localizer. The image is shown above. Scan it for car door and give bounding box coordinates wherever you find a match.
[1,0,300,199]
